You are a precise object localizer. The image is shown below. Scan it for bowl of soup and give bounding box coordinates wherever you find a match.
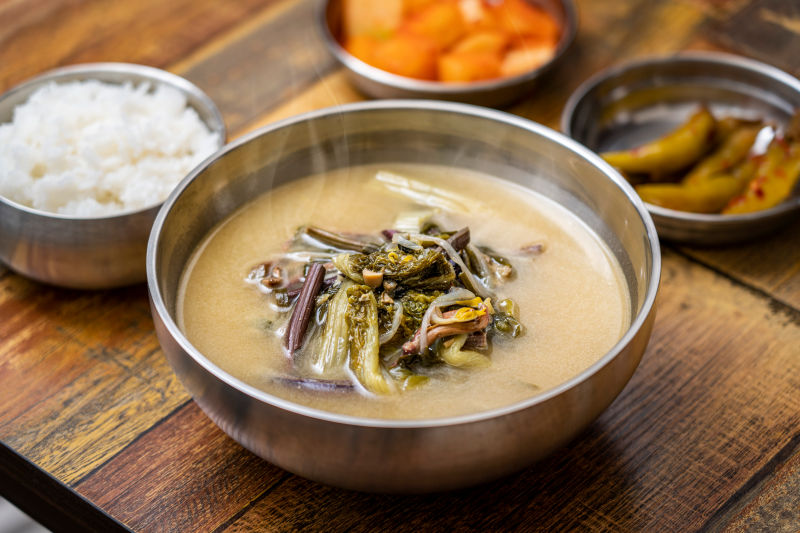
[147,101,660,492]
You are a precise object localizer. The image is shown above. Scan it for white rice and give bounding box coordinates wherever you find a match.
[0,79,220,217]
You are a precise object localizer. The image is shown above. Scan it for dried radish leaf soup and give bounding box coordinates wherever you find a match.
[178,164,630,419]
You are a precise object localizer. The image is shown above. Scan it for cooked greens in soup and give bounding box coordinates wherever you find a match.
[178,164,630,419]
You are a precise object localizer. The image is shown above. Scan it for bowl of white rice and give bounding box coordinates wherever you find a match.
[0,63,225,289]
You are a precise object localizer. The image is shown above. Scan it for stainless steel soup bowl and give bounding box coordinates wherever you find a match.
[147,101,660,493]
[0,63,225,289]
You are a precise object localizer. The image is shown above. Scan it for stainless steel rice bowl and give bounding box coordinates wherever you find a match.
[147,101,660,493]
[0,63,226,289]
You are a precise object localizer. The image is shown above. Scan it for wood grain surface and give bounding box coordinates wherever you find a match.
[1,0,799,531]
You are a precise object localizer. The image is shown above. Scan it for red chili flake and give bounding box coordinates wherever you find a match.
[775,167,786,178]
[748,176,767,198]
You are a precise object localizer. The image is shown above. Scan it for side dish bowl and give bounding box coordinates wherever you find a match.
[317,0,577,107]
[562,52,800,245]
[0,63,226,289]
[147,101,660,492]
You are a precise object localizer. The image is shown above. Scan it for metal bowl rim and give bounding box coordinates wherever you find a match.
[147,99,661,429]
[315,0,578,95]
[560,51,800,224]
[0,62,227,221]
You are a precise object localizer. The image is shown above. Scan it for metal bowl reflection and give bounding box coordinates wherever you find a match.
[147,101,659,492]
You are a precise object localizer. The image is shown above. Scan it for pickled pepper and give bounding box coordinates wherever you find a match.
[683,124,761,185]
[602,107,716,176]
[723,140,800,214]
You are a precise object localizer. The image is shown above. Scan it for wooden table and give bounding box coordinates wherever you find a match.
[1,0,799,531]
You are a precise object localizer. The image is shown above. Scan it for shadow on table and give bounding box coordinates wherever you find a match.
[261,424,639,532]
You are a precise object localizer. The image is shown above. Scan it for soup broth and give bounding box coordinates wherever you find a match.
[178,164,630,419]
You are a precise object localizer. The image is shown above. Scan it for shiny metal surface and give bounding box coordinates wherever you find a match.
[317,0,577,108]
[147,101,660,493]
[562,52,800,245]
[0,63,226,289]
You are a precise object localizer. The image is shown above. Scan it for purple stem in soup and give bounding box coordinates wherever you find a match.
[273,376,355,392]
[305,226,380,253]
[463,330,489,351]
[284,262,326,356]
[286,276,336,300]
[447,227,470,252]
[402,311,490,355]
